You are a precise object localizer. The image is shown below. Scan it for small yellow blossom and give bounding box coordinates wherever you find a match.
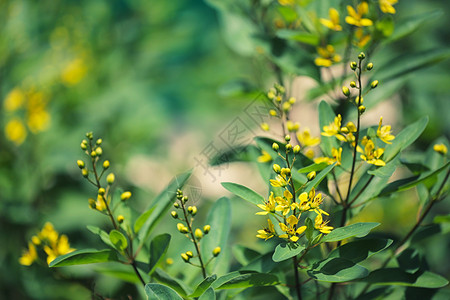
[5,118,27,145]
[279,215,307,242]
[256,219,276,240]
[275,190,296,216]
[257,150,272,163]
[27,108,50,133]
[314,147,342,166]
[19,242,38,266]
[305,149,315,159]
[320,8,342,31]
[379,0,397,14]
[43,234,75,265]
[345,2,373,27]
[61,58,88,86]
[270,173,289,187]
[315,45,341,67]
[358,138,385,166]
[287,120,300,132]
[322,114,346,142]
[355,28,371,48]
[377,117,395,144]
[297,128,320,147]
[297,192,311,211]
[4,88,25,111]
[261,122,270,131]
[278,0,295,6]
[433,144,448,155]
[314,213,334,234]
[256,192,277,215]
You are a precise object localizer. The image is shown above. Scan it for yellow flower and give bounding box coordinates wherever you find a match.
[61,58,88,86]
[278,0,295,6]
[261,122,270,131]
[27,108,50,133]
[297,192,311,212]
[4,88,25,111]
[358,139,385,166]
[44,234,75,265]
[270,174,289,187]
[256,219,276,240]
[345,2,373,27]
[275,190,296,216]
[314,213,333,234]
[322,114,346,142]
[19,242,38,266]
[257,150,272,163]
[279,215,307,242]
[297,128,320,147]
[315,45,341,67]
[320,8,342,31]
[433,144,448,155]
[379,0,397,14]
[256,192,277,215]
[5,118,27,145]
[355,28,371,48]
[314,147,342,166]
[377,117,395,144]
[305,149,315,159]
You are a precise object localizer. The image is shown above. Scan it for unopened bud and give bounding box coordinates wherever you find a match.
[121,191,132,201]
[356,96,363,105]
[293,145,300,154]
[98,188,106,195]
[90,151,97,158]
[285,144,292,152]
[350,62,357,70]
[95,147,103,156]
[188,206,198,216]
[77,160,85,168]
[86,132,93,139]
[350,81,357,88]
[203,225,211,234]
[212,247,221,257]
[366,63,373,70]
[260,123,270,131]
[173,202,180,208]
[358,52,365,60]
[272,143,279,151]
[81,168,89,177]
[103,160,110,169]
[307,171,316,181]
[285,135,291,142]
[282,102,291,112]
[88,198,96,209]
[106,173,115,185]
[177,223,189,234]
[171,211,178,218]
[186,251,194,258]
[117,215,124,224]
[181,253,190,262]
[288,97,296,105]
[269,109,277,117]
[81,140,88,150]
[371,80,379,89]
[272,164,281,174]
[358,105,366,114]
[195,228,203,239]
[342,86,350,97]
[96,138,102,145]
[182,196,188,203]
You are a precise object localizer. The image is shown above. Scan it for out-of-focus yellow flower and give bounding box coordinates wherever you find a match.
[257,150,272,163]
[61,58,87,86]
[19,242,38,266]
[305,149,315,159]
[379,0,397,14]
[297,128,320,147]
[433,144,448,155]
[355,28,371,48]
[315,45,341,67]
[377,117,395,144]
[44,234,75,265]
[256,192,277,215]
[314,213,333,234]
[5,118,27,145]
[345,2,373,27]
[357,138,385,166]
[279,215,306,242]
[4,88,25,111]
[278,0,295,6]
[320,8,342,31]
[27,108,50,133]
[39,222,59,244]
[256,219,276,240]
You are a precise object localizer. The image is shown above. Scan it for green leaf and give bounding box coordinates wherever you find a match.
[148,234,171,275]
[201,197,231,275]
[109,229,128,251]
[367,158,400,178]
[318,100,339,157]
[210,145,258,166]
[298,162,328,173]
[232,245,261,266]
[96,265,142,284]
[363,269,449,288]
[137,170,191,245]
[189,275,217,298]
[383,116,428,162]
[307,257,369,282]
[153,268,191,297]
[145,283,183,300]
[134,207,155,234]
[215,272,279,289]
[327,238,393,264]
[322,223,380,243]
[198,287,216,300]
[221,182,264,206]
[304,162,337,193]
[49,249,119,267]
[272,243,306,262]
[276,29,319,45]
[240,253,278,273]
[87,225,115,249]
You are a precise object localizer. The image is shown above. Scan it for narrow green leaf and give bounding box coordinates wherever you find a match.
[215,272,279,289]
[272,243,305,262]
[221,182,264,205]
[148,234,171,275]
[137,170,191,245]
[209,145,258,166]
[327,238,393,264]
[232,245,261,266]
[49,249,119,267]
[383,116,428,162]
[189,275,217,297]
[240,253,278,273]
[298,162,328,173]
[153,268,191,297]
[322,223,380,243]
[363,268,449,288]
[87,225,115,249]
[134,207,155,234]
[109,229,128,251]
[307,258,369,282]
[96,265,142,283]
[198,287,216,300]
[201,197,231,275]
[318,101,339,157]
[304,162,337,193]
[145,283,183,300]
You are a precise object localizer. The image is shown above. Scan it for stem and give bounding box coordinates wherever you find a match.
[131,261,146,287]
[331,170,344,203]
[348,175,374,207]
[293,256,303,300]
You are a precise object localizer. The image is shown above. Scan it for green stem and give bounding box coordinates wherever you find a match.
[293,256,303,300]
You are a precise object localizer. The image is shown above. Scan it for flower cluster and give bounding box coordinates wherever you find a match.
[19,222,75,266]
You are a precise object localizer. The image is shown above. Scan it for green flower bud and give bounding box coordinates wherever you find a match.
[186,251,194,258]
[106,173,115,185]
[121,191,132,201]
[181,253,190,262]
[272,164,281,174]
[96,138,102,145]
[350,62,357,70]
[182,196,188,203]
[77,160,85,168]
[350,81,357,88]
[81,140,88,150]
[307,171,316,181]
[358,52,365,60]
[98,188,106,195]
[81,168,89,177]
[86,132,93,139]
[212,247,221,257]
[195,228,203,239]
[371,80,379,89]
[117,215,124,223]
[176,189,183,200]
[293,145,300,154]
[366,63,373,70]
[171,211,178,218]
[285,135,291,142]
[285,144,292,152]
[342,86,350,97]
[95,147,103,156]
[272,143,279,151]
[103,160,110,169]
[203,225,211,234]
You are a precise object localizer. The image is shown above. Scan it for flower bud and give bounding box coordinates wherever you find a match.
[102,160,110,169]
[275,95,282,103]
[77,160,85,168]
[182,196,188,203]
[181,253,190,262]
[371,80,379,89]
[166,258,174,265]
[307,171,316,181]
[293,145,300,154]
[88,198,96,209]
[267,89,275,100]
[81,140,88,150]
[272,143,279,151]
[117,215,124,224]
[188,206,198,216]
[186,251,194,258]
[433,144,448,155]
[176,189,183,200]
[86,132,93,139]
[98,188,106,195]
[366,63,373,70]
[285,144,292,152]
[173,202,180,208]
[272,164,281,174]
[282,102,291,112]
[31,236,41,245]
[285,135,291,142]
[107,173,115,185]
[358,52,365,60]
[82,168,89,177]
[195,228,203,239]
[120,191,131,201]
[260,123,270,131]
[177,223,189,234]
[171,211,178,218]
[358,105,366,114]
[212,247,221,257]
[356,96,363,105]
[350,62,357,70]
[281,168,291,177]
[90,151,97,158]
[269,109,277,117]
[342,86,350,97]
[350,81,357,88]
[96,138,102,145]
[203,225,211,234]
[95,147,103,156]
[288,97,296,105]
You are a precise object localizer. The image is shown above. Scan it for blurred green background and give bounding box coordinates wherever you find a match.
[1,0,449,299]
